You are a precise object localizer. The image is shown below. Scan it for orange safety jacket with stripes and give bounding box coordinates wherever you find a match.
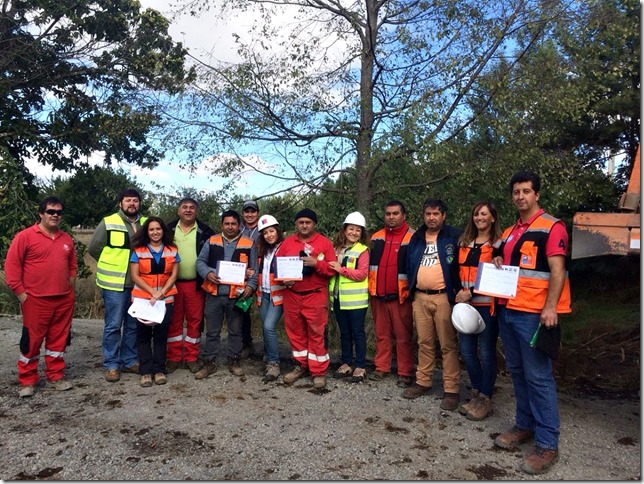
[131,245,179,304]
[368,226,415,304]
[201,234,253,298]
[255,249,285,307]
[458,239,502,307]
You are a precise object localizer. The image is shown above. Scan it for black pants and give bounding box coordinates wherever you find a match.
[137,304,173,375]
[242,308,253,346]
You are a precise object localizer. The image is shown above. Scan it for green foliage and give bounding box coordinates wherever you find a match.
[145,185,224,230]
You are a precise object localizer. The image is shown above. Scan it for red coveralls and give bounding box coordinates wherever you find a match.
[276,232,337,377]
[5,224,77,386]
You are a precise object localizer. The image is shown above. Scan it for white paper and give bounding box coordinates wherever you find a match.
[275,256,304,280]
[128,297,167,324]
[216,260,247,285]
[473,262,520,299]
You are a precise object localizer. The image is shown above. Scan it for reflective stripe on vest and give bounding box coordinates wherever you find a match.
[201,234,253,297]
[458,241,500,306]
[131,245,179,303]
[367,228,414,304]
[329,242,369,310]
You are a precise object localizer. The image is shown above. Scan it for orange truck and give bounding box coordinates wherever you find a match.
[572,144,641,259]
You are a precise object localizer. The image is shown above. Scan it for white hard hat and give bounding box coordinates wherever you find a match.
[343,211,366,228]
[258,214,279,231]
[451,303,486,334]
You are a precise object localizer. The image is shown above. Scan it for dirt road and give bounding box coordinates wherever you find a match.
[0,316,639,480]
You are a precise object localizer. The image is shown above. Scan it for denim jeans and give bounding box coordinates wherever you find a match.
[259,292,284,364]
[202,294,243,361]
[459,305,499,397]
[498,306,560,450]
[333,299,367,369]
[102,288,138,370]
[137,304,173,375]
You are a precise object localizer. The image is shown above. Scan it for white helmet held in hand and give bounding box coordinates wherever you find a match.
[258,214,279,231]
[451,303,486,334]
[343,211,366,228]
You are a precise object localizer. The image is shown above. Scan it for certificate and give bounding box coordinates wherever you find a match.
[473,262,520,298]
[275,256,303,280]
[216,260,247,285]
[128,297,167,324]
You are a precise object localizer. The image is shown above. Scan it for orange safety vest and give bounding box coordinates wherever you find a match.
[368,227,414,304]
[201,234,253,298]
[255,267,285,307]
[131,245,179,304]
[501,214,572,314]
[458,240,501,306]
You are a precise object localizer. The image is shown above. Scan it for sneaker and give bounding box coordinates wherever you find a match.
[402,383,432,399]
[154,373,167,385]
[520,446,559,475]
[195,361,217,380]
[283,365,307,384]
[396,375,413,388]
[140,374,153,387]
[263,363,281,382]
[186,361,202,374]
[19,385,35,398]
[466,393,493,421]
[228,358,245,377]
[351,368,366,383]
[123,363,140,374]
[50,378,73,392]
[333,363,353,379]
[494,425,535,450]
[458,389,480,415]
[105,369,121,382]
[440,392,460,411]
[313,375,327,389]
[166,360,182,374]
[368,370,389,381]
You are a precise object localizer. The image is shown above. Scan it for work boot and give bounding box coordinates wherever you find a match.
[263,363,281,382]
[19,385,35,398]
[440,392,460,411]
[368,370,389,382]
[186,361,202,374]
[494,426,535,449]
[466,393,493,421]
[105,369,121,382]
[396,375,413,388]
[50,378,73,392]
[165,360,182,374]
[195,361,217,380]
[154,373,167,385]
[520,446,560,475]
[333,363,353,379]
[313,375,327,389]
[228,358,245,377]
[140,374,153,387]
[283,365,307,384]
[458,389,480,415]
[402,383,432,399]
[240,343,255,359]
[123,363,140,374]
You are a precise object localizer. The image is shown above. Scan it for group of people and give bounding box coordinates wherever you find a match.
[5,169,571,475]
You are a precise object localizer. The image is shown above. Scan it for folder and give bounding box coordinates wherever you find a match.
[529,323,562,360]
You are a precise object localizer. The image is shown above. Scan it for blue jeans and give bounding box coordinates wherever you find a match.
[459,305,499,397]
[102,288,138,370]
[333,299,367,368]
[259,292,283,364]
[498,306,560,450]
[137,304,173,375]
[202,295,243,362]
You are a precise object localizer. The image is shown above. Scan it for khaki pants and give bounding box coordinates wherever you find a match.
[412,292,460,393]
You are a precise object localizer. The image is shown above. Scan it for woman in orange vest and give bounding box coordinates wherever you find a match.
[255,215,285,382]
[454,201,502,421]
[130,217,180,388]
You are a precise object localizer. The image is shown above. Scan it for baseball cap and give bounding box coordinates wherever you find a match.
[243,200,259,211]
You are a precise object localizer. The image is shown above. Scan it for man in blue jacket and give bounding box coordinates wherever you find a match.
[405,198,463,410]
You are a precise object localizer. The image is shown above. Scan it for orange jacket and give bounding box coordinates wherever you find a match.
[200,234,253,298]
[458,240,501,306]
[368,227,414,304]
[131,245,179,304]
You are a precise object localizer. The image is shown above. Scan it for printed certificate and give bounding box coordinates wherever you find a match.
[128,297,167,324]
[275,256,304,280]
[216,260,247,285]
[473,262,520,298]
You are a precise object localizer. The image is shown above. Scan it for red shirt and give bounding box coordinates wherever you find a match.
[5,224,77,297]
[377,222,410,296]
[276,231,336,292]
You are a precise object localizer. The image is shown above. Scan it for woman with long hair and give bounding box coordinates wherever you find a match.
[255,215,286,382]
[329,211,370,383]
[454,201,502,420]
[130,217,180,387]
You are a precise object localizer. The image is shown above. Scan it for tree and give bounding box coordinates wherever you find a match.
[0,0,195,172]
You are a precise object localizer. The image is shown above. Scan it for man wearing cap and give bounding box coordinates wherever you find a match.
[275,208,337,389]
[240,199,261,358]
[165,197,215,374]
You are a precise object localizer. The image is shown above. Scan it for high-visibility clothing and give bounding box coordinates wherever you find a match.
[368,227,414,304]
[201,234,253,297]
[329,242,369,310]
[501,213,572,314]
[256,253,285,306]
[131,245,179,303]
[458,239,501,306]
[96,213,147,291]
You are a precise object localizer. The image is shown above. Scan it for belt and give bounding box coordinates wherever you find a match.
[290,288,321,296]
[377,294,398,302]
[416,288,447,295]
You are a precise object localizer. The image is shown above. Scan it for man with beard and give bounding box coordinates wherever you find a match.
[89,188,147,382]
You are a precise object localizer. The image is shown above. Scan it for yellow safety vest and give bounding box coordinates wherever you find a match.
[329,242,369,310]
[96,213,147,291]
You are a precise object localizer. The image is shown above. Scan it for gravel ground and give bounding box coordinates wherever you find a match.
[0,315,640,480]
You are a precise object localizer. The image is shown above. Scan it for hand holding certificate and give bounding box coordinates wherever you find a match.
[275,256,303,280]
[473,262,519,299]
[215,260,247,285]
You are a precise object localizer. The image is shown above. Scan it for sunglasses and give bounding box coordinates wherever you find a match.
[44,209,64,216]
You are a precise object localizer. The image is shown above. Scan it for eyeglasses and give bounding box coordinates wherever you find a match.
[44,209,63,216]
